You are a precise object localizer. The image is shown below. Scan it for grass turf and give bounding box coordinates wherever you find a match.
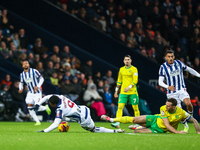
[0,122,199,150]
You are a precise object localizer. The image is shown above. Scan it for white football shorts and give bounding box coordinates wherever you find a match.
[25,92,42,105]
[79,106,95,131]
[166,88,190,108]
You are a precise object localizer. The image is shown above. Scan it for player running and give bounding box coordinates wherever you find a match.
[33,95,124,133]
[112,55,140,128]
[18,60,51,125]
[158,50,200,132]
[101,98,200,134]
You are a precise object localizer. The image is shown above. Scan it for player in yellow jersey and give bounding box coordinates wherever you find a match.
[111,55,140,128]
[101,98,200,134]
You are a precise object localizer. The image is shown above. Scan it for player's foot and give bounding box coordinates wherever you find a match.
[34,122,41,126]
[128,124,143,130]
[45,104,51,115]
[115,129,125,133]
[111,122,120,128]
[183,126,189,132]
[101,115,111,122]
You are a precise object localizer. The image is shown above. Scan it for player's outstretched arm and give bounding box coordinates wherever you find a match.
[38,118,62,133]
[184,66,200,78]
[188,117,200,134]
[162,118,186,134]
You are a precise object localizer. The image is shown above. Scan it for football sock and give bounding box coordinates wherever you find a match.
[28,108,40,123]
[94,127,115,133]
[132,105,140,117]
[116,103,125,118]
[188,111,193,116]
[38,105,47,112]
[113,116,133,123]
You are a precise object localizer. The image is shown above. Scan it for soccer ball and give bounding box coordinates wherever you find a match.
[58,121,70,132]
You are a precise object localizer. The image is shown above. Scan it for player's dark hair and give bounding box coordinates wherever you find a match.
[49,95,60,105]
[124,55,131,59]
[165,50,174,56]
[167,98,177,106]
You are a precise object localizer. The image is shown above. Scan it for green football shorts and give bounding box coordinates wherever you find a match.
[146,115,164,133]
[118,94,139,105]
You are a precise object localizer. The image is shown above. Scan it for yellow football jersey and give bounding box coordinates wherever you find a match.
[156,105,191,132]
[117,65,138,95]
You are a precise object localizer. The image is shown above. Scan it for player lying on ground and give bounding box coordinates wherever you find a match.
[101,98,200,134]
[32,94,124,133]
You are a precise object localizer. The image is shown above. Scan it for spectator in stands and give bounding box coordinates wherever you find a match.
[77,8,89,23]
[147,49,157,63]
[140,49,148,57]
[71,56,81,69]
[111,22,122,40]
[18,29,29,52]
[61,4,69,13]
[93,71,102,86]
[72,76,82,96]
[32,54,40,68]
[127,31,138,50]
[103,70,115,87]
[80,59,93,78]
[58,72,64,88]
[44,61,55,79]
[0,74,12,88]
[86,2,97,20]
[191,28,200,42]
[10,80,28,115]
[40,52,48,68]
[139,0,151,26]
[53,45,60,56]
[135,28,145,49]
[60,45,73,60]
[60,77,78,102]
[5,35,13,48]
[174,0,185,22]
[16,52,27,66]
[1,9,14,31]
[161,13,170,40]
[0,41,12,60]
[70,62,77,76]
[123,23,133,37]
[10,44,20,63]
[124,8,136,25]
[168,18,180,48]
[32,38,48,56]
[98,15,107,33]
[180,19,192,41]
[144,30,154,50]
[90,16,102,31]
[119,33,126,43]
[194,57,200,73]
[161,0,175,15]
[50,71,59,86]
[27,52,35,68]
[83,82,106,117]
[106,11,117,29]
[63,70,74,81]
[152,36,165,64]
[11,33,20,49]
[35,62,44,76]
[154,31,168,47]
[193,19,200,31]
[54,62,63,73]
[175,46,187,61]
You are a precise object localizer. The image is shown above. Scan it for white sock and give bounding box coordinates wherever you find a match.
[110,118,114,123]
[94,127,114,133]
[184,122,189,128]
[38,105,47,112]
[188,111,193,116]
[28,108,40,123]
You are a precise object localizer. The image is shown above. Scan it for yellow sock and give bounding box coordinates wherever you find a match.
[114,116,134,123]
[132,105,140,117]
[116,103,125,118]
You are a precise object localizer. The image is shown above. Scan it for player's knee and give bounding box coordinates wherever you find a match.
[184,100,192,107]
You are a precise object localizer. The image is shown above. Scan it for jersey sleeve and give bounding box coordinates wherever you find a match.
[117,68,122,86]
[160,106,168,118]
[132,67,138,85]
[55,109,63,119]
[34,69,42,78]
[159,66,165,77]
[19,73,24,83]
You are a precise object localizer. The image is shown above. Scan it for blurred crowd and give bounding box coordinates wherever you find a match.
[1,0,200,121]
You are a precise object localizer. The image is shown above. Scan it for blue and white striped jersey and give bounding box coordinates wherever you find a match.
[20,68,42,93]
[159,60,187,94]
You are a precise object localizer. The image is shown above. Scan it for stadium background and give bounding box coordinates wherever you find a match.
[0,0,200,121]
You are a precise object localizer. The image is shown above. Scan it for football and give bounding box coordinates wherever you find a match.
[58,121,70,132]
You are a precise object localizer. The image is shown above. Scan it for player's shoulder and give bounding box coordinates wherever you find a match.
[160,105,166,111]
[131,65,137,70]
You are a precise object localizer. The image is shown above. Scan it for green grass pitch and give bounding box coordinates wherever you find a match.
[0,122,200,150]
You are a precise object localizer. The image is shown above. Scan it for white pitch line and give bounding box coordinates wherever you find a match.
[125,133,195,137]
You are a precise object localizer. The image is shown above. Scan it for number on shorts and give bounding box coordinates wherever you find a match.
[133,98,136,103]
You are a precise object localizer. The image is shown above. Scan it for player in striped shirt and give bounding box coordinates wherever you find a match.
[158,50,200,132]
[18,60,51,125]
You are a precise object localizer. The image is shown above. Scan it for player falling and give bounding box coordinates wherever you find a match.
[33,95,124,133]
[113,55,140,128]
[158,50,200,132]
[18,60,51,125]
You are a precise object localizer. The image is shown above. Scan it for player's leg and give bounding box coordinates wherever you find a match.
[134,128,153,133]
[129,94,140,117]
[183,98,193,115]
[35,93,51,115]
[81,107,124,133]
[26,93,41,125]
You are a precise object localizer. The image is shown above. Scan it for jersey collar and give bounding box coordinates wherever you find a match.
[125,65,132,69]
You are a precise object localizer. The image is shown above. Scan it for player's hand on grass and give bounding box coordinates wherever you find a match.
[197,131,200,134]
[168,85,175,91]
[178,130,187,134]
[18,89,23,93]
[37,130,44,132]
